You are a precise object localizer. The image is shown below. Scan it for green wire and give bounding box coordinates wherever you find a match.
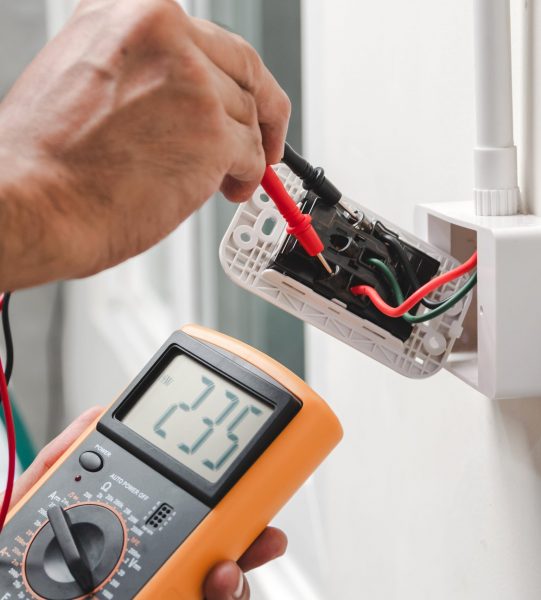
[367,258,477,324]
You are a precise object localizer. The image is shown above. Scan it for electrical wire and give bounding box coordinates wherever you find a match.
[379,232,448,309]
[406,274,477,323]
[367,258,477,323]
[0,354,15,533]
[350,251,478,317]
[2,293,13,384]
[0,292,15,533]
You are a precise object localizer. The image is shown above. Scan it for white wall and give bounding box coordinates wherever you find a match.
[303,1,541,599]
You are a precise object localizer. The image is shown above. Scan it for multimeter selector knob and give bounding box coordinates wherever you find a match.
[24,503,124,600]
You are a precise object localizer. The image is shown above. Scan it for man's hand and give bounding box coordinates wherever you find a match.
[3,407,287,599]
[0,0,291,290]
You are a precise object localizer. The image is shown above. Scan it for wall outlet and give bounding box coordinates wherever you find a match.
[220,166,473,380]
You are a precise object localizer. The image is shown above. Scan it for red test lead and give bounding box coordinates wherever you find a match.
[261,166,332,274]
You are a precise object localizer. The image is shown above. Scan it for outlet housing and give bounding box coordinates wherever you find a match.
[416,201,541,399]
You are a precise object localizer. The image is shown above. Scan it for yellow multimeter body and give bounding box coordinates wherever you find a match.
[0,325,342,599]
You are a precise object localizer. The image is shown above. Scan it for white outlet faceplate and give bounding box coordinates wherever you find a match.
[219,166,474,379]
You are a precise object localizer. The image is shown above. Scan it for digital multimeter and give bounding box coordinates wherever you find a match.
[0,325,342,599]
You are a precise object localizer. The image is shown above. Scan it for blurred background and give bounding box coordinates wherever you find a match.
[4,1,541,600]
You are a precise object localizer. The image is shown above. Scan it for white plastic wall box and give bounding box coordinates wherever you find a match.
[220,166,473,379]
[416,201,541,399]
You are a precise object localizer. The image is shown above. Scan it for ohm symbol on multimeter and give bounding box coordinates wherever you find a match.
[0,325,342,599]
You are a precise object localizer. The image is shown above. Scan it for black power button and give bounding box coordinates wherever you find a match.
[79,451,103,472]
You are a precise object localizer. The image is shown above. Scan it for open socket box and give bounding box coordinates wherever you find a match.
[416,201,541,399]
[220,166,474,380]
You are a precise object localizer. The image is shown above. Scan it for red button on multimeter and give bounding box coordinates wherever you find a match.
[0,325,342,599]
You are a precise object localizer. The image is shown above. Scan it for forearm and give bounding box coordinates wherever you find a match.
[0,0,290,291]
[0,150,79,291]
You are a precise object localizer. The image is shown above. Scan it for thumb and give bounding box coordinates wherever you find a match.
[204,561,250,600]
[3,406,104,510]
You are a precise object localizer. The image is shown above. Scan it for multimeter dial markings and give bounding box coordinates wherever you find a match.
[9,491,166,600]
[22,502,127,600]
[0,427,210,599]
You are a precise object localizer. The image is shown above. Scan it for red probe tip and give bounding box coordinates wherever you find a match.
[316,253,333,274]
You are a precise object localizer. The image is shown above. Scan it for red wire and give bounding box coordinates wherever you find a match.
[351,251,478,317]
[0,355,15,533]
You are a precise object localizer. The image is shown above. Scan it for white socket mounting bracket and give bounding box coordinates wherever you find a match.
[416,201,541,399]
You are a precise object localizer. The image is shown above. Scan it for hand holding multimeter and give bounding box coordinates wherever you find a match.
[2,409,285,600]
[0,325,342,599]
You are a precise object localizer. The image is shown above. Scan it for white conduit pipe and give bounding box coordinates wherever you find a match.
[473,0,520,215]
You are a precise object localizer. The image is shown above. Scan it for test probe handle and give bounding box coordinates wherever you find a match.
[282,143,342,206]
[261,166,324,257]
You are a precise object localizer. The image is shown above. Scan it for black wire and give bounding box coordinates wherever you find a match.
[380,233,446,310]
[2,293,13,385]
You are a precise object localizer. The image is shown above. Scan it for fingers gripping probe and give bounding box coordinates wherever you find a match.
[261,166,333,274]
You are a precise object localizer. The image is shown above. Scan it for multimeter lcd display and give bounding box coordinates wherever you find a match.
[121,355,274,483]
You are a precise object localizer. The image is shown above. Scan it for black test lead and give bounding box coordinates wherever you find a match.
[281,143,358,220]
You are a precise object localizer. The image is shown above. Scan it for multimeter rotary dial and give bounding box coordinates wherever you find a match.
[23,502,126,600]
